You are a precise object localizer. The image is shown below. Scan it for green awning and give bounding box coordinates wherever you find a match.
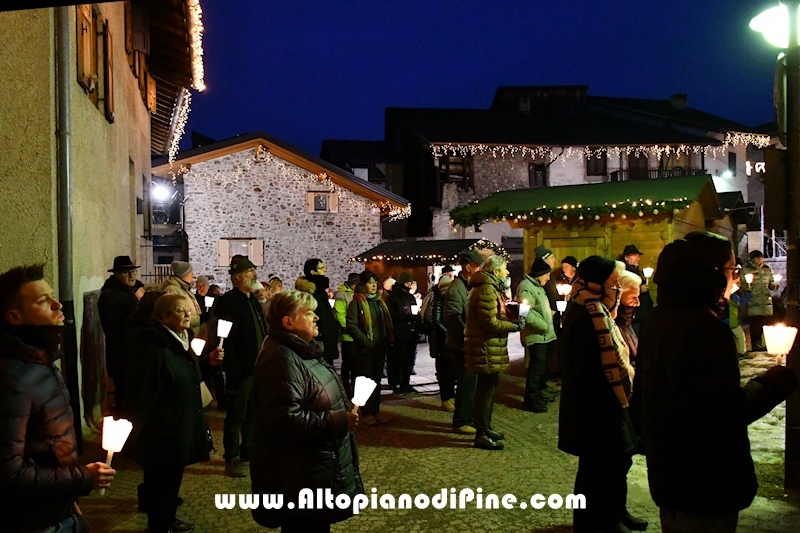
[450,175,717,228]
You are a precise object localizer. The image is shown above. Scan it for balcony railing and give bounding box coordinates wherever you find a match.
[609,168,707,182]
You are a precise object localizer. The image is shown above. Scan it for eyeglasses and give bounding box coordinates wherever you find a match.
[722,267,741,280]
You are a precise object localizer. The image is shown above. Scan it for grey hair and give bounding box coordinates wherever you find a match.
[482,254,507,275]
[619,269,642,291]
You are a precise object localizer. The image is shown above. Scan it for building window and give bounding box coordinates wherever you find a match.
[436,155,474,190]
[586,150,607,176]
[529,163,547,188]
[729,152,737,176]
[306,192,338,213]
[217,239,264,267]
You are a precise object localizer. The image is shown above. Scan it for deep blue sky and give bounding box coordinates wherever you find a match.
[183,0,781,155]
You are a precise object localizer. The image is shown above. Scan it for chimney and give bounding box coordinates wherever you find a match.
[670,93,688,110]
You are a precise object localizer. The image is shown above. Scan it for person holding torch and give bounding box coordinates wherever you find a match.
[250,290,363,532]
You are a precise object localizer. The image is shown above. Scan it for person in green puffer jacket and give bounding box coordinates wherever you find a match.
[334,273,360,396]
[515,257,557,413]
[465,255,523,451]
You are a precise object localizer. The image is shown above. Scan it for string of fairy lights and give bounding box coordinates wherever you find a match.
[350,238,512,264]
[450,195,694,230]
[174,146,411,220]
[429,131,772,164]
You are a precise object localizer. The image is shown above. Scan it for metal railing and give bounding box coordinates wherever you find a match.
[609,168,707,182]
[140,264,171,285]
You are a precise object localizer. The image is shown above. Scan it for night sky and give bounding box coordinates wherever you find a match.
[182,0,781,155]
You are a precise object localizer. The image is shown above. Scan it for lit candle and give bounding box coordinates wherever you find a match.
[410,304,420,315]
[99,416,133,495]
[351,376,378,414]
[764,323,798,366]
[518,299,531,318]
[643,267,654,279]
[328,298,336,308]
[190,338,206,356]
[217,319,233,348]
[774,274,783,283]
[556,300,567,313]
[204,296,215,310]
[744,273,754,284]
[556,283,572,296]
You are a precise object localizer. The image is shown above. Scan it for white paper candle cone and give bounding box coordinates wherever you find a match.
[190,338,206,356]
[351,376,378,409]
[764,323,798,357]
[328,299,335,308]
[744,273,754,284]
[205,296,215,309]
[556,284,572,296]
[99,416,133,496]
[518,303,531,318]
[217,319,233,338]
[643,267,654,279]
[410,304,420,315]
[774,274,783,283]
[556,300,567,312]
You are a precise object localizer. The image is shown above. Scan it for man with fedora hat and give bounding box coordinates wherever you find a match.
[620,245,653,334]
[210,254,267,477]
[98,255,140,411]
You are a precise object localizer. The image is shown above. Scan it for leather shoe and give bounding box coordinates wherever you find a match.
[620,509,648,531]
[474,435,504,450]
[523,402,548,413]
[485,428,505,441]
[169,519,194,532]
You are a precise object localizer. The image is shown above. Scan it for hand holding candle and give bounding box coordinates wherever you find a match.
[204,295,215,311]
[217,319,233,348]
[350,376,378,414]
[518,299,531,318]
[764,323,798,366]
[99,416,132,495]
[744,273,754,285]
[643,267,654,279]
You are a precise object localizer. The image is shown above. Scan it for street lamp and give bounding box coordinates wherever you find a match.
[750,0,800,488]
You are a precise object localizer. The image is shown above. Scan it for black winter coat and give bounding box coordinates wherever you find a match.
[558,304,638,457]
[97,275,138,380]
[387,285,420,343]
[639,304,798,513]
[0,326,94,532]
[209,288,268,392]
[124,316,212,468]
[250,329,364,528]
[299,275,340,363]
[624,262,653,325]
[429,284,448,357]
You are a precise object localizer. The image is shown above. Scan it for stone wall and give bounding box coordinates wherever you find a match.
[183,149,384,290]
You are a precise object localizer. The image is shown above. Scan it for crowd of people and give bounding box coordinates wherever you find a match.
[0,231,796,533]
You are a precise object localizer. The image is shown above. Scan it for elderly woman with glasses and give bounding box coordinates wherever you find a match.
[250,290,363,533]
[125,294,223,533]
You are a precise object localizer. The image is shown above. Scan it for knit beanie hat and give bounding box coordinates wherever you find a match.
[562,256,578,268]
[577,256,616,285]
[171,260,192,279]
[397,272,414,285]
[534,246,553,261]
[360,270,379,285]
[196,275,210,285]
[529,257,552,277]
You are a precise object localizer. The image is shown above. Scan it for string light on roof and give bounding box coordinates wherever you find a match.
[167,88,192,170]
[188,0,205,92]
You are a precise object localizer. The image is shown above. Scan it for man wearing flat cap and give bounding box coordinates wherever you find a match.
[98,255,140,411]
[621,245,653,334]
[210,254,268,477]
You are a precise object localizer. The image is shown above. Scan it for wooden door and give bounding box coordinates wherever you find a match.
[544,236,608,264]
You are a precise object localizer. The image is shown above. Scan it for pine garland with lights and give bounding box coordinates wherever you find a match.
[450,197,689,229]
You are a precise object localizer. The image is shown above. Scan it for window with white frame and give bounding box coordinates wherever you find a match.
[217,239,264,267]
[307,192,338,213]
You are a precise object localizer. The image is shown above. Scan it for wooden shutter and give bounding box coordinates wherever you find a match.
[76,4,95,92]
[329,193,339,213]
[102,20,114,123]
[131,0,149,54]
[217,240,229,267]
[248,240,264,266]
[146,71,157,112]
[124,0,133,54]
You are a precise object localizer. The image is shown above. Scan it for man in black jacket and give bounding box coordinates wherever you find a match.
[296,258,339,364]
[387,271,422,395]
[211,255,268,477]
[620,244,653,335]
[0,264,115,532]
[97,255,140,411]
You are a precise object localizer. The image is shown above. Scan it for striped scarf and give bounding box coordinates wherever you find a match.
[570,279,634,408]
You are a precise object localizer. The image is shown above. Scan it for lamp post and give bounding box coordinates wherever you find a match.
[750,1,800,487]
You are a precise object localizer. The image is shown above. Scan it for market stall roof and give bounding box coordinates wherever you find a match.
[352,238,509,264]
[450,175,721,228]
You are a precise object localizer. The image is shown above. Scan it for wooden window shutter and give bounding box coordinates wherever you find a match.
[306,192,315,213]
[217,240,230,267]
[131,0,149,54]
[248,240,264,266]
[102,20,115,123]
[146,71,156,112]
[330,193,339,213]
[123,0,133,54]
[77,4,95,92]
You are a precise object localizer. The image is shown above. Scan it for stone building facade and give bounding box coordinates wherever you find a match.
[157,133,411,290]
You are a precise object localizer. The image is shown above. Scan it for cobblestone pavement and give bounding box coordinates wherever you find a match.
[79,337,800,533]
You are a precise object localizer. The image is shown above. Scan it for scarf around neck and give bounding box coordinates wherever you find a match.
[570,279,633,408]
[162,323,190,351]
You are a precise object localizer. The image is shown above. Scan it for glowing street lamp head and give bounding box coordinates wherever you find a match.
[750,4,799,48]
[153,184,171,202]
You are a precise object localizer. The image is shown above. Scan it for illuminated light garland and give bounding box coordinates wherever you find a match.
[450,196,690,228]
[187,0,205,92]
[430,131,772,163]
[348,238,512,264]
[167,88,192,170]
[176,146,411,220]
